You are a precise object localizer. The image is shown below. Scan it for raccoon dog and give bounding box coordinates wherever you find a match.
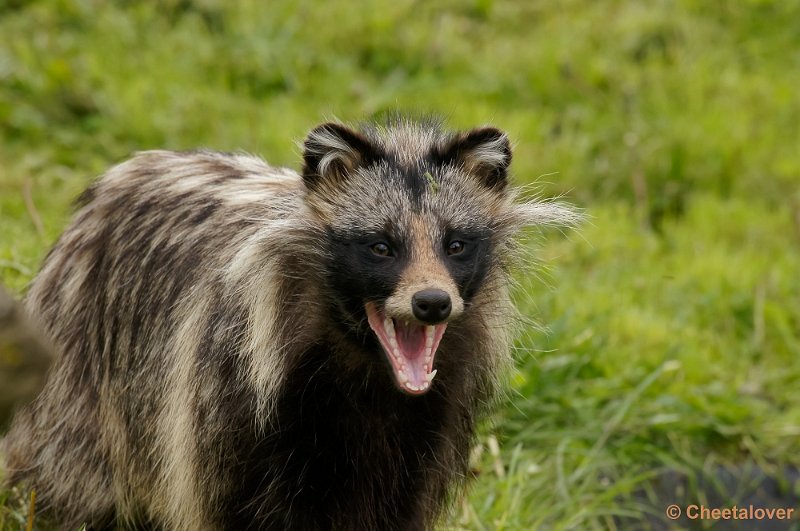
[2,118,578,530]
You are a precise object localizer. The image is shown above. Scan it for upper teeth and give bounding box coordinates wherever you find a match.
[425,326,434,348]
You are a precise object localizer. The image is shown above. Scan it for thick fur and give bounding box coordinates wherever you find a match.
[1,118,579,530]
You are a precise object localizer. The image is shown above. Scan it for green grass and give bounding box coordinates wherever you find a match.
[2,0,800,529]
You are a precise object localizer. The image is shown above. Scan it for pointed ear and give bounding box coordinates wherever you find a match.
[435,127,512,189]
[301,123,381,190]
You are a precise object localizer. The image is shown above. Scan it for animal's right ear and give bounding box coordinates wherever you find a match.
[301,123,381,190]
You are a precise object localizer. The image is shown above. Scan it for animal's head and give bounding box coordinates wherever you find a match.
[301,118,578,396]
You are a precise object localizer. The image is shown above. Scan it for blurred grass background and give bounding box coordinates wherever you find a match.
[1,0,799,529]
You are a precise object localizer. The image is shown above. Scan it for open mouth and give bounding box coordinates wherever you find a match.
[365,303,447,395]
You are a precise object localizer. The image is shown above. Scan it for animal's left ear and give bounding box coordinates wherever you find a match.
[434,127,512,190]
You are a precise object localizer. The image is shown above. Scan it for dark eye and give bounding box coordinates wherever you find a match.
[447,240,465,256]
[370,242,393,257]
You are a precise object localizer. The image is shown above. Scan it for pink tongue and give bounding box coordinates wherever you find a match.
[395,321,426,359]
[393,320,430,389]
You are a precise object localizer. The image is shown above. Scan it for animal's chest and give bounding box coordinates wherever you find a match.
[227,349,449,530]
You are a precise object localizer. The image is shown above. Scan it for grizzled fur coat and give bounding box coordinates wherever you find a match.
[2,118,578,530]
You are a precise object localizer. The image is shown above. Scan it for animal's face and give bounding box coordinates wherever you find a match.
[302,120,515,395]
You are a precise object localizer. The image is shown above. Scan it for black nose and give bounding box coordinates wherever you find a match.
[411,289,452,324]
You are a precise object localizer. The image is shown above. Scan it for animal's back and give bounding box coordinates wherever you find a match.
[2,150,306,528]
